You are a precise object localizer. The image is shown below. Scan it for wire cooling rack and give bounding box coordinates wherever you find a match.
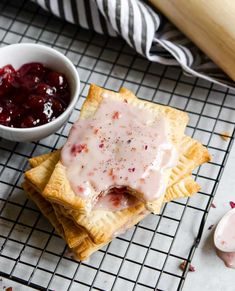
[0,1,235,291]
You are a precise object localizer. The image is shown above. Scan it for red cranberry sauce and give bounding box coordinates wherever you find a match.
[0,63,71,128]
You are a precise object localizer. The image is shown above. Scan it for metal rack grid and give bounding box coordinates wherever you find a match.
[0,1,235,290]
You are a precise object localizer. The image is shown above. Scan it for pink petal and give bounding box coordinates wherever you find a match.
[179,261,195,272]
[229,201,235,209]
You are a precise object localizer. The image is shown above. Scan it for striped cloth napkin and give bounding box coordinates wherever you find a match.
[33,0,234,88]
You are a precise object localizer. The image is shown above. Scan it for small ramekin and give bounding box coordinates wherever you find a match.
[0,43,80,142]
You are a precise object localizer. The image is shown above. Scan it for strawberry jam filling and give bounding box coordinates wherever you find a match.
[0,63,70,128]
[93,188,138,211]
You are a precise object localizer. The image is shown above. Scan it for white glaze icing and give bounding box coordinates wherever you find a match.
[61,97,178,204]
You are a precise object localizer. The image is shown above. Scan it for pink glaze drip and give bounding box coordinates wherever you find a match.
[216,249,235,269]
[61,97,178,202]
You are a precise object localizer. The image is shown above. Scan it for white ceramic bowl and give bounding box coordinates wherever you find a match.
[0,43,80,142]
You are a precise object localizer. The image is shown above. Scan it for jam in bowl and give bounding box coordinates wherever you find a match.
[0,43,80,142]
[0,63,71,128]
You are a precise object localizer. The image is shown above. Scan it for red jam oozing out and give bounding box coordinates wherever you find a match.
[0,63,70,128]
[93,188,138,211]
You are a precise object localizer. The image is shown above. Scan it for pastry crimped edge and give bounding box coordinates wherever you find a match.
[22,175,199,260]
[22,181,88,249]
[23,179,149,260]
[25,148,204,244]
[59,202,146,244]
[25,150,61,194]
[25,133,210,215]
[23,181,149,259]
[72,208,148,261]
[42,84,189,213]
[59,174,200,243]
[168,135,211,186]
[28,152,55,168]
[28,153,148,244]
[23,182,92,259]
[25,154,150,251]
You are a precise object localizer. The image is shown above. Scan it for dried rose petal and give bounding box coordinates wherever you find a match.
[179,261,195,272]
[211,202,216,208]
[112,111,120,119]
[77,186,84,193]
[208,224,214,230]
[189,264,196,272]
[71,143,88,155]
[229,201,235,209]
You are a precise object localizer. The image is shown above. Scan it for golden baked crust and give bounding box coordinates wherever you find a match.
[25,150,60,193]
[23,180,149,259]
[59,202,147,244]
[52,203,88,248]
[42,84,189,213]
[26,134,209,215]
[22,182,65,238]
[164,175,200,202]
[25,150,202,244]
[22,182,87,249]
[23,181,98,260]
[72,207,148,261]
[23,84,211,259]
[26,152,147,244]
[28,152,55,168]
[168,135,211,187]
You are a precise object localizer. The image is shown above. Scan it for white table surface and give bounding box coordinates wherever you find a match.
[1,144,235,291]
[183,143,235,291]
